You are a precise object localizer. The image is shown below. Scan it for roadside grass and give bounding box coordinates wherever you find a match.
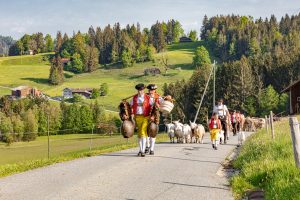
[0,133,169,178]
[231,116,300,200]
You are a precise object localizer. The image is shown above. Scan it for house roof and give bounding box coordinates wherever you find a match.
[61,58,70,64]
[64,88,93,93]
[12,86,30,91]
[282,79,300,92]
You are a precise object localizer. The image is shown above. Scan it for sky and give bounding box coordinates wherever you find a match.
[0,0,299,39]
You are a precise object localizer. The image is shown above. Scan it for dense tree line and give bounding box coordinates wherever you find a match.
[0,97,120,144]
[47,19,183,84]
[9,33,54,56]
[0,35,15,56]
[164,14,300,121]
[201,14,300,91]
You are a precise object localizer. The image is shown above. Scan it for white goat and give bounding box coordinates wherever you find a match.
[165,123,175,143]
[218,130,225,144]
[189,121,205,144]
[173,120,184,143]
[237,131,245,147]
[182,124,192,143]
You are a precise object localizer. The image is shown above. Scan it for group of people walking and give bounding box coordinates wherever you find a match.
[124,83,244,155]
[129,83,166,157]
[209,98,244,150]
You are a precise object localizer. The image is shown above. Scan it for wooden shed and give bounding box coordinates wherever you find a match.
[282,79,300,115]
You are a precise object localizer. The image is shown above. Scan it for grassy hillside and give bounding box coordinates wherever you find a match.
[0,42,202,110]
[231,116,300,200]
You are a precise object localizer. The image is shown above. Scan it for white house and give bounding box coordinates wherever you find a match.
[63,88,93,99]
[63,88,73,99]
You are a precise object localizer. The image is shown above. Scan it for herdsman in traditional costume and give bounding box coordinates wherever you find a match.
[209,112,222,150]
[130,83,153,157]
[145,84,164,155]
[213,99,230,144]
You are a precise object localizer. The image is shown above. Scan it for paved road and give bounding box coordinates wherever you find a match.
[0,132,252,200]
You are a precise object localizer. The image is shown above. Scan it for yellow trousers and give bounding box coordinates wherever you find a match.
[135,115,149,138]
[210,128,220,141]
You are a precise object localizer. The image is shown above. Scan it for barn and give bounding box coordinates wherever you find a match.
[282,79,300,115]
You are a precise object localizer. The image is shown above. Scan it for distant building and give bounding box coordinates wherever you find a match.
[11,86,42,99]
[61,58,70,67]
[144,68,161,76]
[282,79,300,115]
[63,88,93,99]
[179,36,193,43]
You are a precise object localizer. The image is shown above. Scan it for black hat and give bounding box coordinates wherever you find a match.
[135,83,145,90]
[147,84,157,90]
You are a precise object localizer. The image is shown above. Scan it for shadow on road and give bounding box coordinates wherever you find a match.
[163,181,230,191]
[100,153,220,164]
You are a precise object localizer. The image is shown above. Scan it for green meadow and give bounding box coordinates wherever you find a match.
[0,133,169,177]
[0,42,203,110]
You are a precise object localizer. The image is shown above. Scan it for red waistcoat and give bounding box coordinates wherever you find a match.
[132,94,151,116]
[209,118,221,129]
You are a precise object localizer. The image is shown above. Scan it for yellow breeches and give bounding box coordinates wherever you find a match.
[210,128,220,141]
[135,115,149,138]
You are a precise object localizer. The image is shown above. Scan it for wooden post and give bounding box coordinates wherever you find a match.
[265,115,268,134]
[47,114,50,159]
[270,111,275,139]
[89,126,94,151]
[289,117,300,168]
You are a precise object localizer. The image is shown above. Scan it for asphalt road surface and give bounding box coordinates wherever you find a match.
[0,132,252,200]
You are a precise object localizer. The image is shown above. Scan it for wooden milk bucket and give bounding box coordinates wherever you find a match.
[160,100,174,114]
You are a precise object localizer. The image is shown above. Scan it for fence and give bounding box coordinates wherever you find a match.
[0,123,168,166]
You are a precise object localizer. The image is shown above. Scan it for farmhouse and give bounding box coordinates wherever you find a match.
[61,58,70,66]
[179,36,193,42]
[63,88,93,99]
[144,68,161,76]
[282,79,300,115]
[11,86,42,99]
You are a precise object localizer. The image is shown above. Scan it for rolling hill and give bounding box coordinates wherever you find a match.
[0,42,203,110]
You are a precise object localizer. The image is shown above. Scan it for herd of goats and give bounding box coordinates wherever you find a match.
[164,117,267,145]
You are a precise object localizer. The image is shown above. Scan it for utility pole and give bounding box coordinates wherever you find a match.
[193,64,214,123]
[213,60,216,109]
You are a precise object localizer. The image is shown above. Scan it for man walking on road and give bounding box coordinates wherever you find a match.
[130,83,153,157]
[213,99,230,144]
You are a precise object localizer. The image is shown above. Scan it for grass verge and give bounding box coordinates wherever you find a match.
[231,116,300,200]
[0,133,169,178]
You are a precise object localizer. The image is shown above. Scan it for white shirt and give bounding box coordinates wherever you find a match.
[130,94,144,115]
[149,93,164,105]
[213,104,228,117]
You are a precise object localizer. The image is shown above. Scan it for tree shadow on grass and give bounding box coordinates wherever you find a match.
[21,77,49,84]
[64,73,74,79]
[128,74,145,79]
[169,63,194,70]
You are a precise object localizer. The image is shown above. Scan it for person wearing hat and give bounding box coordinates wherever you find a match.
[130,83,153,157]
[145,84,165,155]
[213,98,230,144]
